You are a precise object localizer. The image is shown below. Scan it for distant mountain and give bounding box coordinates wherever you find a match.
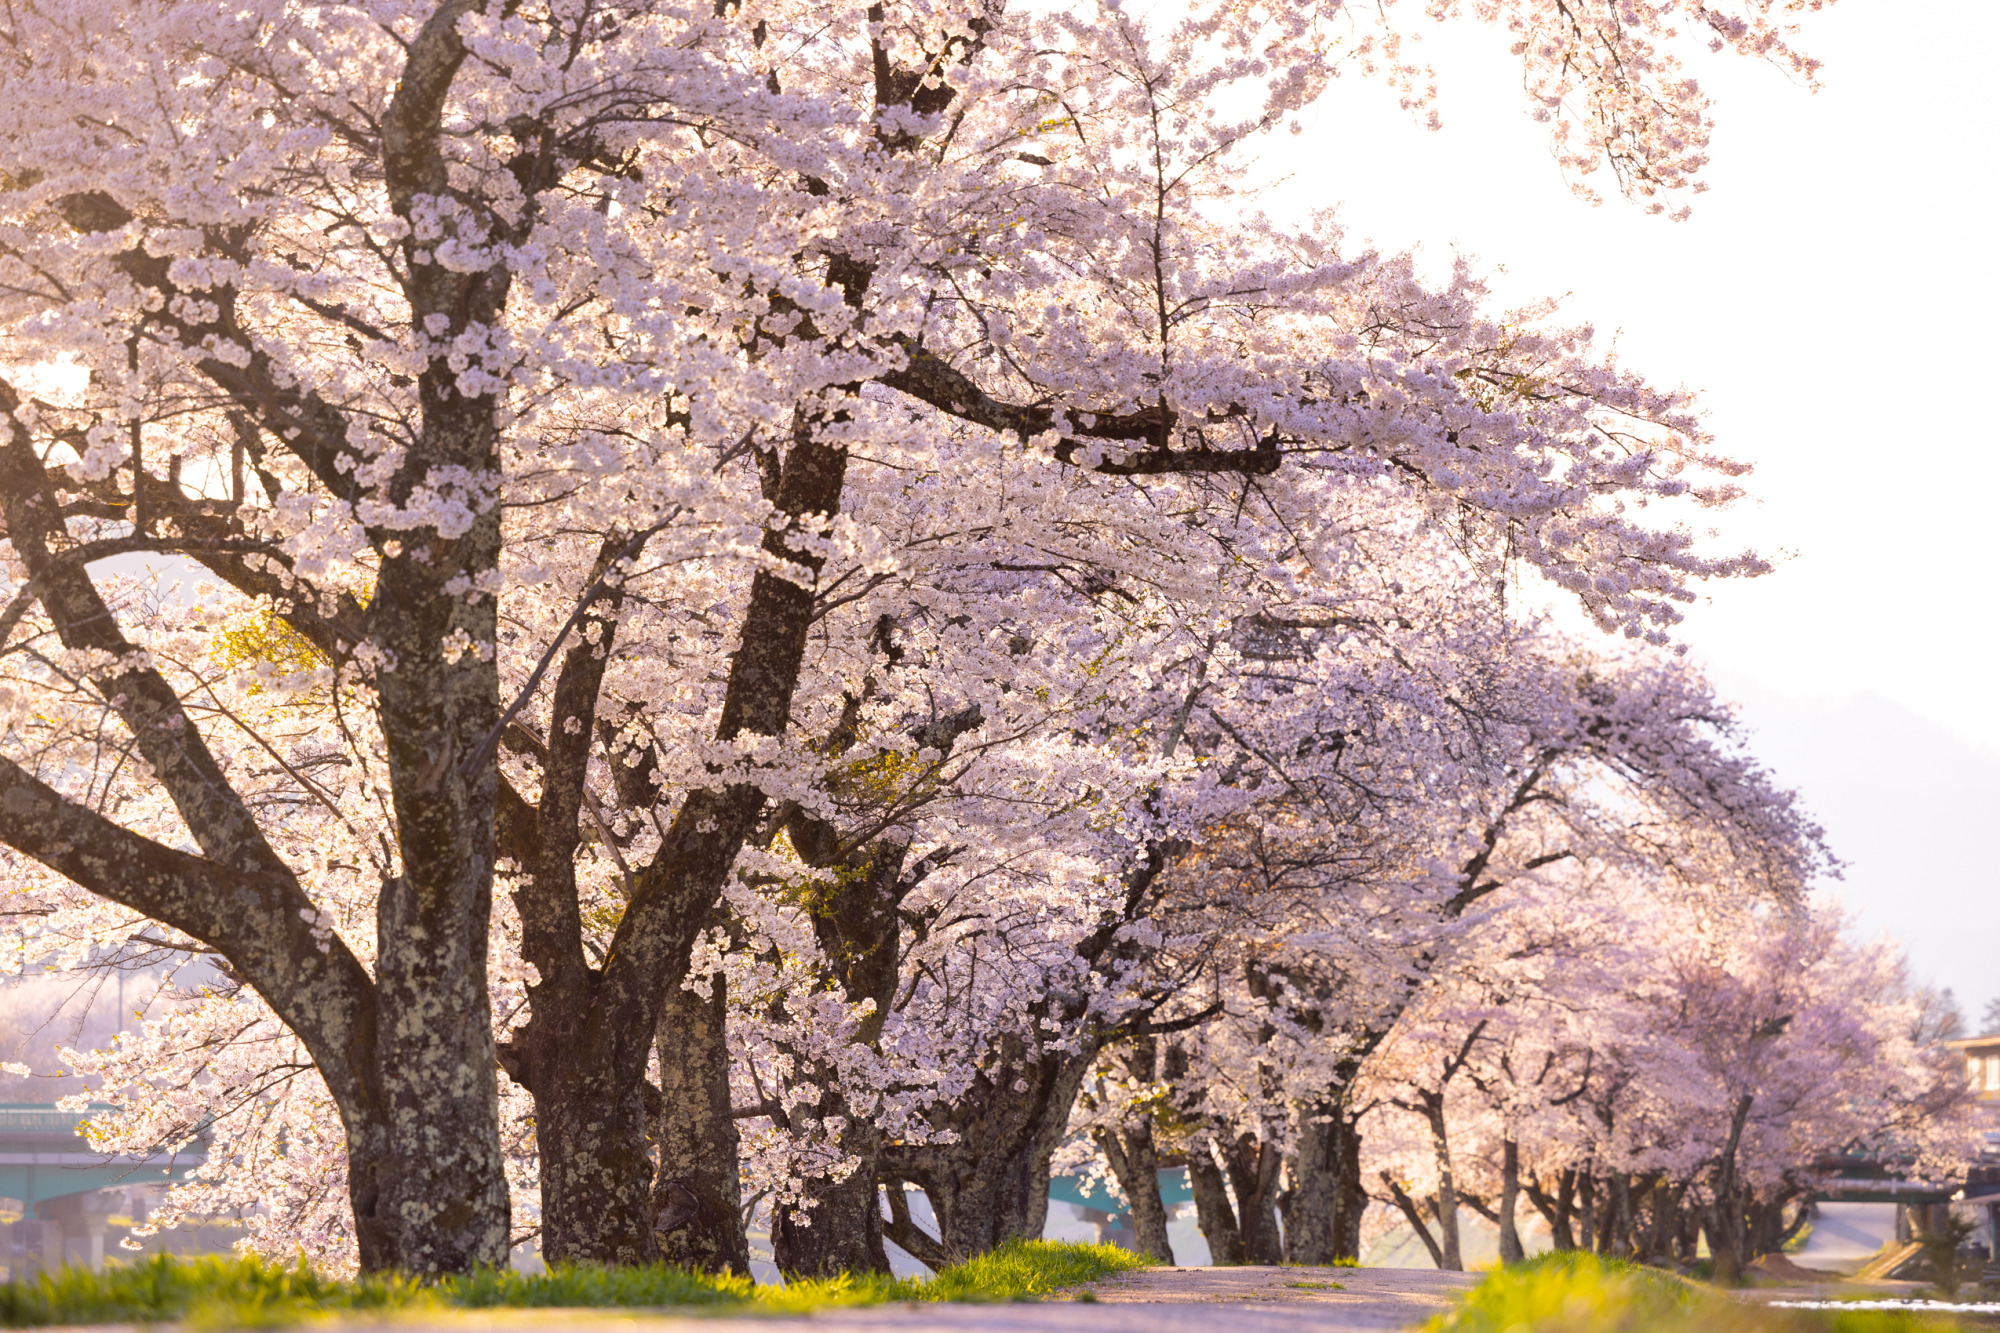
[1720,679,2000,1020]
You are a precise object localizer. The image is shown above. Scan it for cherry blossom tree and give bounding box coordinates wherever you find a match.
[0,0,1839,1276]
[1352,876,1979,1273]
[1144,611,1831,1267]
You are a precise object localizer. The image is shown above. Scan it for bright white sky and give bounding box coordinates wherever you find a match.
[1229,0,2000,1004]
[1244,0,2000,751]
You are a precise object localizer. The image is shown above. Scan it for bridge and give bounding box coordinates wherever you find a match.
[0,1104,206,1274]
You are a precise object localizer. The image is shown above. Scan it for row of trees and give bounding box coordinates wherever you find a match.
[1082,867,1973,1275]
[0,0,1928,1281]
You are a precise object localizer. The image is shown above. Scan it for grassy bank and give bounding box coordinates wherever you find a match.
[1427,1251,1971,1333]
[0,1239,1148,1328]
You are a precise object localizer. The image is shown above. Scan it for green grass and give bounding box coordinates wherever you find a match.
[1285,1279,1343,1290]
[909,1238,1147,1302]
[0,1239,1149,1327]
[1427,1251,1970,1333]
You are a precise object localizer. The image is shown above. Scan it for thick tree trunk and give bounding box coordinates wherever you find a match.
[767,833,914,1278]
[1221,1132,1286,1265]
[535,1071,659,1265]
[1283,1095,1368,1264]
[519,783,765,1266]
[1097,1119,1174,1263]
[1188,1140,1245,1264]
[35,13,530,1267]
[1705,1204,1746,1282]
[1331,1114,1367,1259]
[1636,1179,1685,1265]
[902,1138,1052,1259]
[1497,1138,1525,1265]
[653,974,750,1275]
[1601,1174,1634,1257]
[888,1044,1093,1259]
[370,520,511,1274]
[773,1107,890,1277]
[882,1180,955,1271]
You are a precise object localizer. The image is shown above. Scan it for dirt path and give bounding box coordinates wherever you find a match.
[1084,1264,1476,1320]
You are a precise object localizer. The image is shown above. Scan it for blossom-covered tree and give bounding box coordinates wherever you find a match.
[1353,877,1978,1273]
[0,0,1840,1276]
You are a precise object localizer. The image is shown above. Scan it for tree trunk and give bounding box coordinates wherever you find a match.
[1221,1132,1286,1265]
[0,372,500,1274]
[531,1039,665,1267]
[371,539,511,1275]
[1607,1174,1635,1257]
[773,1106,890,1277]
[1637,1180,1685,1265]
[883,1180,956,1271]
[888,1044,1093,1259]
[1188,1140,1245,1264]
[1283,1095,1368,1264]
[1097,1119,1174,1263]
[879,835,1188,1264]
[1382,1173,1445,1269]
[1331,1109,1367,1260]
[368,8,530,1271]
[1415,1093,1463,1271]
[1706,1094,1755,1284]
[1497,1138,1525,1265]
[652,973,750,1275]
[901,1135,1052,1259]
[768,835,912,1277]
[1526,1167,1578,1250]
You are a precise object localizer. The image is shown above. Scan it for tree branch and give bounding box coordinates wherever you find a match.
[879,335,1280,477]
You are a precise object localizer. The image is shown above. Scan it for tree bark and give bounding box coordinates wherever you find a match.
[773,1109,891,1278]
[1220,1132,1286,1265]
[1382,1173,1446,1269]
[0,382,422,1267]
[1704,1094,1754,1283]
[1526,1167,1579,1251]
[886,1043,1094,1258]
[1636,1179,1685,1265]
[882,835,1188,1262]
[1599,1173,1632,1257]
[35,39,533,1264]
[36,3,540,1265]
[1283,1094,1368,1264]
[1418,1091,1463,1271]
[766,825,917,1278]
[1188,1139,1245,1265]
[883,1180,956,1271]
[367,434,510,1275]
[1497,1138,1525,1265]
[1096,1118,1174,1263]
[652,973,750,1275]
